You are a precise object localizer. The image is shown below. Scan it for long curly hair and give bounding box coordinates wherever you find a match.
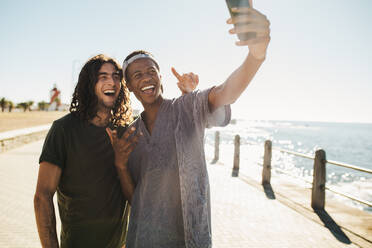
[70,54,133,127]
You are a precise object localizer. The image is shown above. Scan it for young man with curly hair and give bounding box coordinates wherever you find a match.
[34,54,196,248]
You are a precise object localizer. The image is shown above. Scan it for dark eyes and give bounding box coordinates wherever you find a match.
[131,68,156,80]
[99,74,120,80]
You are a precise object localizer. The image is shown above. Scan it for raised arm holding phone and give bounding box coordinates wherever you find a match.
[209,0,270,112]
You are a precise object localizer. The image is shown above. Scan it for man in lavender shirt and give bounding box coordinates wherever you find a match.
[107,4,270,247]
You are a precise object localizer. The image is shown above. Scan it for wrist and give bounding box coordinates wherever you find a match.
[114,160,129,170]
[248,51,266,61]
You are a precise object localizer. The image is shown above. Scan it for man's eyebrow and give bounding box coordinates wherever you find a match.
[131,70,142,76]
[132,66,155,75]
[98,71,120,76]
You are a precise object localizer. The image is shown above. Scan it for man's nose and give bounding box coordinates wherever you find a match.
[141,73,152,82]
[106,76,116,85]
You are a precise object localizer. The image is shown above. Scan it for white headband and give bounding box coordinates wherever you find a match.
[122,53,156,79]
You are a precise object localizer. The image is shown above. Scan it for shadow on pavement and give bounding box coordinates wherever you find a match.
[314,209,351,244]
[262,183,276,200]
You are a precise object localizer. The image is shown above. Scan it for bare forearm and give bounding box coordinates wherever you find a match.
[223,53,264,102]
[209,53,264,111]
[115,165,135,204]
[106,127,139,204]
[34,194,59,248]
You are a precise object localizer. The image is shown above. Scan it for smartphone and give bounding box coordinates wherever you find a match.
[108,123,128,139]
[225,0,256,41]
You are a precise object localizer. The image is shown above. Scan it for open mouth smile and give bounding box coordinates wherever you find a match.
[140,85,156,94]
[103,89,116,96]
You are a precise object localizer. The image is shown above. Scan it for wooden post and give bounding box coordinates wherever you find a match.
[212,131,220,163]
[232,135,240,177]
[311,149,326,210]
[262,140,272,185]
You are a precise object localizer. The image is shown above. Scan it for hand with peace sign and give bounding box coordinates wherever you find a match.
[171,67,199,95]
[227,0,270,60]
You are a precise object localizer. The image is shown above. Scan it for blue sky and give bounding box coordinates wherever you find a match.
[1,0,371,123]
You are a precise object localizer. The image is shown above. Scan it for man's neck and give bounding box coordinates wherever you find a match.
[142,96,164,134]
[90,109,111,127]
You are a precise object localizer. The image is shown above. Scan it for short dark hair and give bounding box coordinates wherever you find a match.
[70,54,133,126]
[123,50,160,82]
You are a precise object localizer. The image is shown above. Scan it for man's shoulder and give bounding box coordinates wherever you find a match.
[52,112,80,130]
[173,88,212,103]
[169,88,212,111]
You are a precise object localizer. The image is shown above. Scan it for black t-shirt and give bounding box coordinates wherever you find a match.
[39,113,128,248]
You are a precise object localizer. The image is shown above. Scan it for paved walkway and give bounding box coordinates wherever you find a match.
[209,166,361,247]
[0,140,365,247]
[0,125,51,141]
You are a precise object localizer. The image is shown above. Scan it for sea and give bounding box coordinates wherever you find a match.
[204,119,372,213]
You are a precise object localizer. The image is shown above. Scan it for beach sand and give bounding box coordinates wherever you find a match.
[0,111,68,132]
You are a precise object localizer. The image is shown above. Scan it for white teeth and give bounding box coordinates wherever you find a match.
[141,85,155,91]
[104,90,115,94]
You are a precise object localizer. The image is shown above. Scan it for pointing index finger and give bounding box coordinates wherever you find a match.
[171,67,182,81]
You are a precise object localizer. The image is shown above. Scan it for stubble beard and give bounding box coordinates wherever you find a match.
[97,97,117,114]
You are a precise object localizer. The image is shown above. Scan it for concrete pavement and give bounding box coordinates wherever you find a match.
[0,140,369,247]
[209,165,363,247]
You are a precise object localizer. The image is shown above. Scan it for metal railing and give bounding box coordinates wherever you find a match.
[211,131,372,209]
[274,146,372,174]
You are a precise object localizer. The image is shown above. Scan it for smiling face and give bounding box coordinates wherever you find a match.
[94,62,121,111]
[126,58,162,106]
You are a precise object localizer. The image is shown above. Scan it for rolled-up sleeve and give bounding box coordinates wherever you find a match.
[180,87,231,128]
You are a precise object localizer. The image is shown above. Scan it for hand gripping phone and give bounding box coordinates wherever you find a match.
[225,0,256,41]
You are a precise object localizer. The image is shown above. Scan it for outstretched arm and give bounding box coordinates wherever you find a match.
[208,3,270,112]
[34,162,61,248]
